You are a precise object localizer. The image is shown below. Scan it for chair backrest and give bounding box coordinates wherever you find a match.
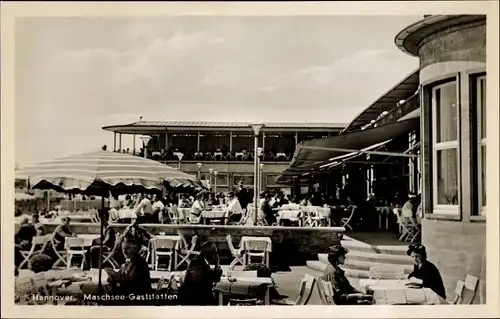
[65,237,85,250]
[226,235,238,254]
[177,230,189,250]
[189,235,198,250]
[154,237,177,250]
[32,235,49,246]
[461,274,479,304]
[318,208,331,219]
[245,240,269,252]
[168,207,179,220]
[316,276,336,305]
[368,265,406,280]
[295,274,316,305]
[452,280,465,304]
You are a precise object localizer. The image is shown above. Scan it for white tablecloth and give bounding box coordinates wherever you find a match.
[359,279,447,305]
[202,210,227,219]
[239,236,272,252]
[278,210,301,220]
[117,209,137,219]
[359,279,410,292]
[77,234,101,246]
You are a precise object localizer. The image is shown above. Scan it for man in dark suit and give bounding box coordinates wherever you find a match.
[105,235,152,305]
[179,239,223,306]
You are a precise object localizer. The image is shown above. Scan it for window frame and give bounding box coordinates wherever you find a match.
[232,174,255,188]
[475,74,487,215]
[431,78,461,214]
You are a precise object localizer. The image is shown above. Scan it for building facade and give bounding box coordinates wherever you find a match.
[395,15,487,302]
[102,121,345,193]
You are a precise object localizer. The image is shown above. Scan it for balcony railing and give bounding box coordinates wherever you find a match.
[114,149,293,163]
[376,94,419,127]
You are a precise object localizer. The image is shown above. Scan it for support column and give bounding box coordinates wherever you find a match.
[295,132,298,145]
[262,132,266,152]
[165,131,169,150]
[133,134,136,155]
[197,131,200,152]
[229,131,233,152]
[113,132,117,151]
[119,133,122,151]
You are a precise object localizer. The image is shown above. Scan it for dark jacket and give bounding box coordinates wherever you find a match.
[178,257,222,306]
[324,264,357,305]
[15,225,36,246]
[110,253,152,305]
[408,260,446,299]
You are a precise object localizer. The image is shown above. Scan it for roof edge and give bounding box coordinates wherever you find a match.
[395,15,486,56]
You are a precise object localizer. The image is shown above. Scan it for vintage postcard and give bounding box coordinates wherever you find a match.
[1,1,499,318]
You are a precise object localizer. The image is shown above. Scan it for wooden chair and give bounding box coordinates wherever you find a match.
[153,237,177,271]
[340,206,356,232]
[289,274,316,305]
[19,235,51,269]
[316,276,336,305]
[449,280,465,304]
[65,237,88,270]
[167,207,181,224]
[310,207,332,227]
[50,234,68,267]
[177,234,199,269]
[460,274,479,304]
[244,240,270,266]
[101,234,122,269]
[227,235,245,270]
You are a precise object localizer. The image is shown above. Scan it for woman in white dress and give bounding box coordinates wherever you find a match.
[189,193,206,224]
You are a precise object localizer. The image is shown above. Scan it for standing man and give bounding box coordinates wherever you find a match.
[152,193,165,224]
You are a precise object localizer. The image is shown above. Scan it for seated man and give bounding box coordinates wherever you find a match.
[178,240,223,306]
[52,217,76,251]
[105,235,152,305]
[225,192,243,224]
[121,218,152,259]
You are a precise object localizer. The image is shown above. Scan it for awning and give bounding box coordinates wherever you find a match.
[276,118,420,184]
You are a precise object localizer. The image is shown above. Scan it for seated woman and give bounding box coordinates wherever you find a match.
[324,245,372,305]
[406,244,446,299]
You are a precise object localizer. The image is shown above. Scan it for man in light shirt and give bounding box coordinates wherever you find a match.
[225,191,243,224]
[134,193,153,223]
[189,193,206,224]
[152,193,165,223]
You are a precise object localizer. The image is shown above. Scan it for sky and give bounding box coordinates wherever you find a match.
[15,15,420,166]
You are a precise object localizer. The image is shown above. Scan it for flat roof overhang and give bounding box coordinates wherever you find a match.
[395,15,486,57]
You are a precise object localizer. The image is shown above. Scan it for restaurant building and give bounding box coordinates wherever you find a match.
[277,14,487,302]
[395,14,487,302]
[102,121,345,193]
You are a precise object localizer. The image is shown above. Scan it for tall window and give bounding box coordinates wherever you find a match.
[431,80,460,213]
[476,76,487,214]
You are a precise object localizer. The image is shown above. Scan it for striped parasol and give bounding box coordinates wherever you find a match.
[16,150,203,194]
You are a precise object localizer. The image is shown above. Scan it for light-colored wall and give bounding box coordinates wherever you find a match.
[413,18,486,303]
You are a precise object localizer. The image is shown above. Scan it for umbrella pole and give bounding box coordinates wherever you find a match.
[98,195,104,294]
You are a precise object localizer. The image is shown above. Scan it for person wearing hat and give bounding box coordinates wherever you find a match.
[324,245,372,304]
[406,244,446,299]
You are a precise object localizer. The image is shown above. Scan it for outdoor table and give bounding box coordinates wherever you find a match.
[202,210,228,224]
[239,236,272,266]
[77,234,101,246]
[214,276,273,305]
[359,279,447,305]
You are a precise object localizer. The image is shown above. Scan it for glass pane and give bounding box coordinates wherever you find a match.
[216,174,228,186]
[233,175,254,186]
[434,82,458,142]
[481,145,486,206]
[479,78,487,139]
[436,148,459,205]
